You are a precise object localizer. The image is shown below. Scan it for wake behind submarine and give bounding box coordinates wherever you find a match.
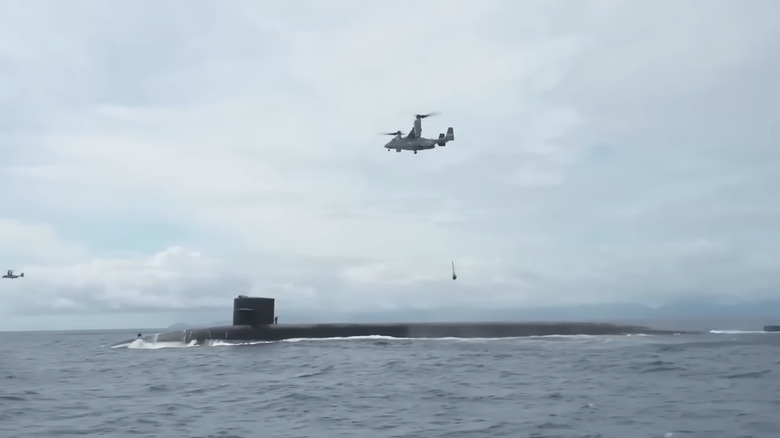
[111,296,695,347]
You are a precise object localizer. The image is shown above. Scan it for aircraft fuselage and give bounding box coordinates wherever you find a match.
[384,137,439,153]
[382,114,454,154]
[384,126,454,154]
[3,270,23,279]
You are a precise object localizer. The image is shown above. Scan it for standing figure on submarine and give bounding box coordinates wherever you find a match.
[451,261,457,280]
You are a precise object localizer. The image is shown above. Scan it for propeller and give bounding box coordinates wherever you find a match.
[415,112,440,119]
[381,130,402,136]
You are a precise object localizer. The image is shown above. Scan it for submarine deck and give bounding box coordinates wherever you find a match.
[120,321,692,346]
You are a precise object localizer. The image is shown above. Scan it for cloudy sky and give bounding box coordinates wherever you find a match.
[1,0,778,331]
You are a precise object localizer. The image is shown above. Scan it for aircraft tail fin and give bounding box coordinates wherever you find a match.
[437,127,454,146]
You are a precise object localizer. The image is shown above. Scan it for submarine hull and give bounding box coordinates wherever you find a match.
[111,296,694,348]
[117,321,688,347]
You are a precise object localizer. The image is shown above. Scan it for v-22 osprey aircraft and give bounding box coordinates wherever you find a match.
[2,269,24,279]
[382,113,454,154]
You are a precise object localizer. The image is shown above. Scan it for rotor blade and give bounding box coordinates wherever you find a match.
[381,131,401,136]
[415,112,440,119]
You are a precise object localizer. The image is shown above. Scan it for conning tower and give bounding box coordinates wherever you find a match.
[233,295,276,326]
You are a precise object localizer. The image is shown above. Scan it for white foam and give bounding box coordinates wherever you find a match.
[110,337,271,349]
[709,330,771,334]
[111,332,650,350]
[126,339,198,349]
[206,339,270,347]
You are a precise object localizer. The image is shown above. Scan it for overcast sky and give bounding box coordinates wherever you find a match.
[1,0,779,331]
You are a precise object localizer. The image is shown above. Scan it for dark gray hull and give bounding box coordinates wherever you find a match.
[110,296,697,348]
[763,325,780,332]
[112,321,691,347]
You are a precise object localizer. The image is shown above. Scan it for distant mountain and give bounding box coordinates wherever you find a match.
[299,299,780,322]
[167,321,228,330]
[653,299,780,318]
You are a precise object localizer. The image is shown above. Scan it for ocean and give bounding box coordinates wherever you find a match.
[1,329,778,437]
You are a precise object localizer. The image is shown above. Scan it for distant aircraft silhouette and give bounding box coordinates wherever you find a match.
[2,269,24,279]
[451,261,457,280]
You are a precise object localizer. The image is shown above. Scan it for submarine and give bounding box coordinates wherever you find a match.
[111,295,694,347]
